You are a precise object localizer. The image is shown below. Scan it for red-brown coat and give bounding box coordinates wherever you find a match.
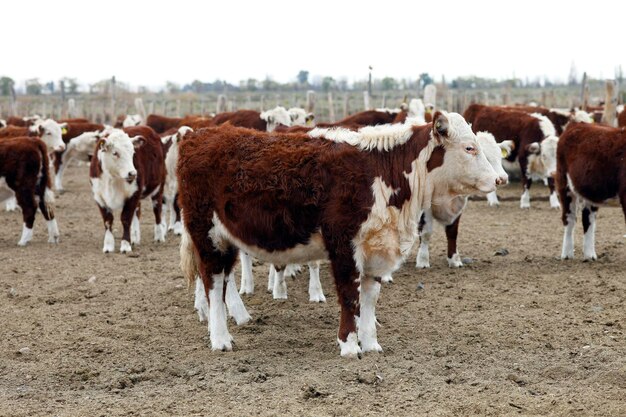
[556,123,626,260]
[89,125,166,253]
[0,137,59,245]
[210,110,267,131]
[619,107,626,128]
[146,114,183,134]
[316,109,400,128]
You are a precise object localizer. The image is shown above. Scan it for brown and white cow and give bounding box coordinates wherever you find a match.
[160,126,193,236]
[90,126,166,253]
[0,137,59,245]
[557,123,626,260]
[412,132,512,270]
[5,115,42,127]
[211,107,292,132]
[178,112,499,356]
[468,106,560,209]
[287,107,314,126]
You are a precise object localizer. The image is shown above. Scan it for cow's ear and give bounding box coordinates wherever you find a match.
[267,115,274,124]
[176,127,193,142]
[499,140,514,158]
[527,142,540,154]
[38,124,45,135]
[132,135,146,149]
[290,113,297,122]
[432,111,449,142]
[98,138,109,151]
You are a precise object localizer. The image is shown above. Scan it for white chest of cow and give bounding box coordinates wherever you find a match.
[91,174,138,210]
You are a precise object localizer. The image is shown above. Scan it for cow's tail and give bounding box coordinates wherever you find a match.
[179,217,199,289]
[36,141,55,218]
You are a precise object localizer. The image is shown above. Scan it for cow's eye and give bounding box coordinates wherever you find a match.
[465,146,475,153]
[112,151,119,157]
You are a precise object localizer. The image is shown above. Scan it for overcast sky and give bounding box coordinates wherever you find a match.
[2,0,624,90]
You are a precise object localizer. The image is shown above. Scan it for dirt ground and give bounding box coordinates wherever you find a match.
[1,163,625,417]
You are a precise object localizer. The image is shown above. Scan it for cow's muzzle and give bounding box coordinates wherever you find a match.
[126,172,137,183]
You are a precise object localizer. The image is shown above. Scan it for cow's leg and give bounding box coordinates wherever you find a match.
[547,177,560,209]
[582,204,598,261]
[416,211,433,268]
[225,271,251,325]
[272,265,288,300]
[308,261,326,302]
[486,191,500,206]
[267,264,276,292]
[172,193,183,235]
[519,157,532,209]
[130,204,141,246]
[98,205,115,253]
[120,198,138,253]
[194,276,209,322]
[15,191,36,246]
[5,196,18,212]
[359,275,382,353]
[446,215,463,268]
[239,252,254,295]
[53,150,66,192]
[152,189,166,242]
[331,254,361,358]
[37,188,59,244]
[560,190,577,260]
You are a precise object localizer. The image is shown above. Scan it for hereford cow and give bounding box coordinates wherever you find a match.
[411,133,512,271]
[557,123,626,260]
[5,115,41,127]
[90,126,166,253]
[161,126,193,235]
[0,137,59,245]
[288,107,314,126]
[146,114,183,134]
[178,113,499,356]
[468,106,560,209]
[115,114,143,128]
[211,107,292,132]
[316,109,401,128]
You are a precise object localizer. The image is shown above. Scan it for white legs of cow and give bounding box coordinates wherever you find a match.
[17,224,33,246]
[560,194,598,261]
[358,276,382,353]
[486,191,500,206]
[549,191,561,209]
[239,252,255,295]
[225,272,252,325]
[46,219,60,243]
[5,196,18,212]
[307,262,326,302]
[582,206,598,261]
[561,194,577,260]
[103,230,115,253]
[520,188,531,209]
[416,211,433,269]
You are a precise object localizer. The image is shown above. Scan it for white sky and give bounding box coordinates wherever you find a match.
[2,0,624,89]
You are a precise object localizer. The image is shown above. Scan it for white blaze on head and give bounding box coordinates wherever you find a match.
[67,131,100,157]
[407,99,426,125]
[476,132,510,185]
[122,114,143,127]
[260,106,291,131]
[527,136,558,179]
[287,108,313,126]
[572,109,594,123]
[30,119,66,152]
[432,112,499,195]
[97,130,144,182]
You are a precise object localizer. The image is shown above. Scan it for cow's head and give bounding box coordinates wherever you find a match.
[67,131,100,158]
[476,132,511,186]
[287,108,309,126]
[123,114,143,127]
[29,119,66,152]
[97,130,144,183]
[430,112,499,195]
[526,136,558,180]
[260,106,292,132]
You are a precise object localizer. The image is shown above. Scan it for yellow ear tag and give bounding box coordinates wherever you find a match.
[501,148,508,158]
[62,128,68,135]
[435,121,441,130]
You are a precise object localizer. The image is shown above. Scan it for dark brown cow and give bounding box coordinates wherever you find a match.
[467,106,560,209]
[557,123,626,261]
[58,118,90,124]
[211,107,291,132]
[177,112,498,356]
[0,137,59,245]
[146,114,183,134]
[465,104,572,134]
[90,126,166,253]
[5,116,39,127]
[316,109,401,128]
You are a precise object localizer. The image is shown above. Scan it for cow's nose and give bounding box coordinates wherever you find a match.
[55,144,66,152]
[126,171,137,183]
[499,176,509,185]
[495,178,503,186]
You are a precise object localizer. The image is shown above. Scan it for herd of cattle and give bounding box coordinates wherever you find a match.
[1,100,625,357]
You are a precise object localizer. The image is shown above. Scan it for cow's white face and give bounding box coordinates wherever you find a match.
[97,130,144,182]
[527,136,558,180]
[476,132,510,185]
[30,119,66,152]
[287,108,311,126]
[68,131,100,157]
[434,112,499,195]
[123,114,143,127]
[260,106,292,131]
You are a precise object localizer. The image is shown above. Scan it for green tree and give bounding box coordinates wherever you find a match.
[60,77,79,94]
[381,77,398,91]
[0,76,14,96]
[165,81,180,94]
[25,78,42,95]
[419,73,433,88]
[246,78,258,91]
[190,80,204,93]
[297,70,309,85]
[321,76,335,92]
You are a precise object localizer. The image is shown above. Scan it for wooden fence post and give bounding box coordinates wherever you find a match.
[580,72,588,109]
[216,94,227,113]
[134,97,146,121]
[342,94,350,118]
[363,91,370,110]
[327,92,336,122]
[109,76,116,124]
[306,90,316,114]
[176,99,181,117]
[68,99,76,118]
[601,79,618,126]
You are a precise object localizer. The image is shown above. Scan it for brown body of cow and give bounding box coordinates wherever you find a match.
[0,126,36,138]
[146,114,183,134]
[617,107,626,127]
[315,109,400,128]
[210,110,267,131]
[0,137,59,245]
[90,125,166,253]
[58,118,90,124]
[557,123,626,261]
